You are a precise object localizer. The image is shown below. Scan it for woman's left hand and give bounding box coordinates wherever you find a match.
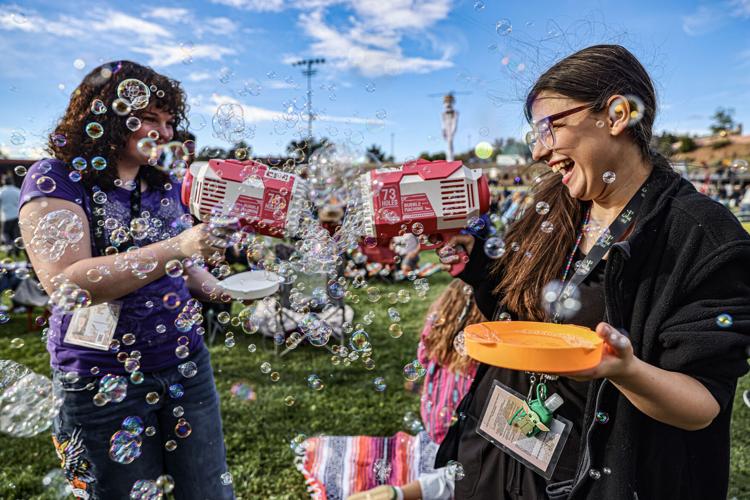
[561,322,638,382]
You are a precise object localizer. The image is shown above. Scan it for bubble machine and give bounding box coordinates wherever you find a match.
[181,159,307,237]
[359,159,490,276]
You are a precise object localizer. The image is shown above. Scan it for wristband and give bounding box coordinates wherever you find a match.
[393,486,404,500]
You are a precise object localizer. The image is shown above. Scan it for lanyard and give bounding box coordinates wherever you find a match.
[553,180,650,322]
[89,170,142,256]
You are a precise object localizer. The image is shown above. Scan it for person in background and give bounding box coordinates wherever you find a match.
[348,280,485,500]
[390,232,421,275]
[0,174,21,257]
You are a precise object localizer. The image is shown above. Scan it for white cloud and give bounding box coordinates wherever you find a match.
[132,44,236,67]
[145,7,191,23]
[201,93,386,125]
[188,71,213,82]
[205,17,239,33]
[210,0,285,11]
[731,0,750,17]
[299,9,453,77]
[214,0,456,77]
[94,10,172,40]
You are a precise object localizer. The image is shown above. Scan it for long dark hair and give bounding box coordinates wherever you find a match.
[493,44,676,321]
[46,60,189,191]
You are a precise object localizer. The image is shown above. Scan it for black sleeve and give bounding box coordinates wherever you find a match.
[657,242,750,411]
[457,237,503,320]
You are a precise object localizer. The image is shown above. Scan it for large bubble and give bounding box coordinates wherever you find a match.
[29,209,84,262]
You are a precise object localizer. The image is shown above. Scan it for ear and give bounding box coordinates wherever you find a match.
[605,95,631,137]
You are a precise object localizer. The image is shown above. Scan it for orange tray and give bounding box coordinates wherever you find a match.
[464,321,603,373]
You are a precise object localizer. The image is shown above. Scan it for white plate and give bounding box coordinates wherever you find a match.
[220,271,280,300]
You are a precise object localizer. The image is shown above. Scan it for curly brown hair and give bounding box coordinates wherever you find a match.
[422,279,485,374]
[46,60,189,192]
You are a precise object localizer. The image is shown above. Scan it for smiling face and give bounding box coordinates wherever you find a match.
[119,106,175,167]
[529,91,629,202]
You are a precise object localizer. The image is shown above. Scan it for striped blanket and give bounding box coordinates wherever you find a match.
[296,431,438,500]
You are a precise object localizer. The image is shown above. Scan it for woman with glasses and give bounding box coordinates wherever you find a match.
[436,45,750,499]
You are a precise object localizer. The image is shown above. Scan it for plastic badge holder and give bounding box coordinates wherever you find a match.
[219,271,280,300]
[463,321,604,373]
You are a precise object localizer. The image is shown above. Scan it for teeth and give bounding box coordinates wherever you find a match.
[551,159,574,173]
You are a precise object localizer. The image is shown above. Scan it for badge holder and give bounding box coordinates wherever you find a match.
[475,380,572,480]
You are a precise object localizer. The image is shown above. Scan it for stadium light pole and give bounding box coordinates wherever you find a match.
[292,58,326,143]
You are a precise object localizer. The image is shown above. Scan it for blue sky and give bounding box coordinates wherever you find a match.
[1,0,749,161]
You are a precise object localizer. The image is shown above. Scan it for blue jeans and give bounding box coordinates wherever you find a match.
[52,347,234,500]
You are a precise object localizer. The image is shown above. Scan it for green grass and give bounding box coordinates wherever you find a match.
[0,270,452,499]
[0,263,749,498]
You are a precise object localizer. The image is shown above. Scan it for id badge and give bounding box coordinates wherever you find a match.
[476,380,572,480]
[64,303,121,351]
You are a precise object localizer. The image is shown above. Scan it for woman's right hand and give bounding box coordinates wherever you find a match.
[174,223,233,259]
[437,234,475,265]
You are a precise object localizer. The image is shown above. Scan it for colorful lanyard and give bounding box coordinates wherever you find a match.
[552,180,650,323]
[89,170,142,256]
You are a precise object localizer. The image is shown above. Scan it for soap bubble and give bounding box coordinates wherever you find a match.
[36,176,57,194]
[126,116,142,131]
[540,221,554,233]
[178,361,198,378]
[117,79,150,110]
[602,171,616,184]
[90,99,107,115]
[129,479,160,500]
[535,201,550,215]
[91,156,107,170]
[85,122,104,139]
[307,374,324,391]
[109,430,142,464]
[121,416,144,435]
[221,471,233,485]
[716,313,733,328]
[483,237,506,259]
[373,458,391,484]
[541,280,581,320]
[446,460,465,481]
[99,374,127,403]
[373,377,387,392]
[403,360,425,382]
[174,418,192,438]
[112,98,132,116]
[0,362,64,437]
[496,19,512,35]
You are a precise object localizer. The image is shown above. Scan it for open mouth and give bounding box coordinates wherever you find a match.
[551,159,575,184]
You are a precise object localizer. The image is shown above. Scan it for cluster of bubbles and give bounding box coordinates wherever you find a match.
[129,474,175,499]
[109,416,145,464]
[212,103,247,143]
[0,360,63,437]
[28,209,84,263]
[541,280,582,320]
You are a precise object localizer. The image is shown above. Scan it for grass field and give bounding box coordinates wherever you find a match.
[0,259,748,498]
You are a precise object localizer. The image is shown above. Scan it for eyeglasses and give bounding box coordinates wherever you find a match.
[524,105,590,154]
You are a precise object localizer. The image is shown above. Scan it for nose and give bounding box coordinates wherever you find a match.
[159,122,173,143]
[531,140,551,163]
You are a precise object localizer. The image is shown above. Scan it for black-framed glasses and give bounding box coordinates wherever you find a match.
[524,105,590,154]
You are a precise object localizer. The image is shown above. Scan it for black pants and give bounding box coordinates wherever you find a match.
[2,219,20,256]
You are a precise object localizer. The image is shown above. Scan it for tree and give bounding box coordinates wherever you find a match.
[195,146,228,161]
[365,144,393,163]
[710,108,736,135]
[676,136,697,153]
[286,137,330,163]
[653,131,678,157]
[227,140,252,160]
[418,151,446,161]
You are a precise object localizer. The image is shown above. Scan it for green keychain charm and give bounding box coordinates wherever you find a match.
[508,382,564,437]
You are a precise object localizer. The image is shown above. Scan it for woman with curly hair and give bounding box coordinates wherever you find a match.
[19,61,235,499]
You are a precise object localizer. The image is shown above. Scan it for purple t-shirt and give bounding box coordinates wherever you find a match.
[20,159,205,375]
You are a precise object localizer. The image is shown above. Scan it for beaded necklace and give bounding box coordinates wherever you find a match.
[560,205,591,284]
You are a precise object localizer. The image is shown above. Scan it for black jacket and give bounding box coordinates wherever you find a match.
[437,168,750,499]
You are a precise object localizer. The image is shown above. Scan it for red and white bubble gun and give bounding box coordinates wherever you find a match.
[181,159,307,238]
[358,159,490,276]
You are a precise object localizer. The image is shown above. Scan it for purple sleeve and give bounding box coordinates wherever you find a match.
[19,159,86,210]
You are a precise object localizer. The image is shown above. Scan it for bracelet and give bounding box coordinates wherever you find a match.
[393,486,404,500]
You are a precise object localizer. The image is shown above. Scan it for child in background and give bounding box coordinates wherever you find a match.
[346,280,484,500]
